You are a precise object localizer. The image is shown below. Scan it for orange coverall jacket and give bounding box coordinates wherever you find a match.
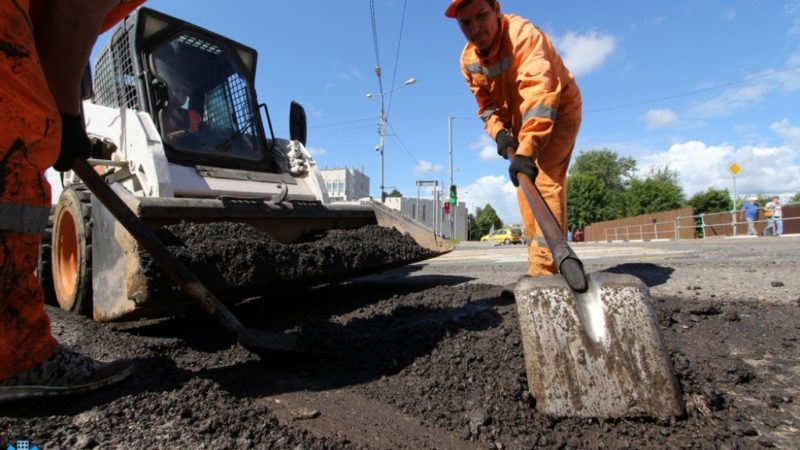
[460,14,582,275]
[0,0,144,381]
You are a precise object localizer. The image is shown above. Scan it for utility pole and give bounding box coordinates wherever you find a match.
[448,116,454,239]
[367,75,416,203]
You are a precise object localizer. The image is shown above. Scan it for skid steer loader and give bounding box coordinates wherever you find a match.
[41,7,452,322]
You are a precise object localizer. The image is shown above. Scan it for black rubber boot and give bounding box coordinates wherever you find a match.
[0,345,135,403]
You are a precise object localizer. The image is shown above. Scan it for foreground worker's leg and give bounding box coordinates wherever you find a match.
[519,116,581,277]
[0,1,134,403]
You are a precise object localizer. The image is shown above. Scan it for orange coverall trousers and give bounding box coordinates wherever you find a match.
[520,109,582,276]
[0,0,61,380]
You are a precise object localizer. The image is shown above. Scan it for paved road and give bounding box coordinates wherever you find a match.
[383,235,800,305]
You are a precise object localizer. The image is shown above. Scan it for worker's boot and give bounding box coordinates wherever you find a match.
[0,345,135,403]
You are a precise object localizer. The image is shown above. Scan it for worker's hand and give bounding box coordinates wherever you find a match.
[508,155,538,187]
[495,129,518,159]
[53,114,91,172]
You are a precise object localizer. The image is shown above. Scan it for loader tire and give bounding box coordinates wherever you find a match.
[35,207,56,305]
[52,185,93,316]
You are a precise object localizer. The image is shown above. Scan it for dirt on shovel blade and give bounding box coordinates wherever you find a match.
[139,222,436,296]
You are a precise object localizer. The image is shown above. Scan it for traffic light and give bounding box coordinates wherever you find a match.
[449,185,457,205]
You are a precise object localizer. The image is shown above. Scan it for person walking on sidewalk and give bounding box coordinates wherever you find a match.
[1,0,144,403]
[763,195,783,236]
[446,0,582,276]
[742,198,760,236]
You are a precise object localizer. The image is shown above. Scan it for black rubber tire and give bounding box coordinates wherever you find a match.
[51,186,93,316]
[35,207,56,304]
[503,238,511,245]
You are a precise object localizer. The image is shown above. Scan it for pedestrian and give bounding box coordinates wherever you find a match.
[567,229,574,242]
[1,0,145,402]
[742,197,759,236]
[763,195,783,237]
[446,0,582,276]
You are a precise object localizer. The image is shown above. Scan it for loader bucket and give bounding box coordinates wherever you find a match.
[513,272,684,420]
[90,186,453,322]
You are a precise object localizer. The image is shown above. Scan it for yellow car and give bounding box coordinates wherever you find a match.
[480,228,521,245]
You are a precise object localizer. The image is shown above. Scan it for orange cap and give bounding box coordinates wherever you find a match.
[444,0,468,18]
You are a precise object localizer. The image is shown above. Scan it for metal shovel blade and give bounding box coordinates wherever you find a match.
[514,272,684,419]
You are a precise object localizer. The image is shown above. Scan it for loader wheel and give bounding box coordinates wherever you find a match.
[503,238,511,245]
[52,186,92,315]
[35,208,56,305]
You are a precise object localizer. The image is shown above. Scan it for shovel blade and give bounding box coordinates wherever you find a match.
[514,272,684,419]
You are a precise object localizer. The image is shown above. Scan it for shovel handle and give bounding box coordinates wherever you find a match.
[506,149,588,293]
[70,157,249,335]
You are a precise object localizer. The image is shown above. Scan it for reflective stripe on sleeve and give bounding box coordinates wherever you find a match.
[465,56,513,78]
[0,203,50,234]
[523,104,557,123]
[480,107,497,122]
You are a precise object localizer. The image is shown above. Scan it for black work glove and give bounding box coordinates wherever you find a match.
[53,113,91,172]
[495,129,518,159]
[508,155,538,187]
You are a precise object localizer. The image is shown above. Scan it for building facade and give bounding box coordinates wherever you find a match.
[320,167,370,202]
[384,196,468,241]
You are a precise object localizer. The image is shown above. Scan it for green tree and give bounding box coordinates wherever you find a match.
[789,192,800,204]
[569,149,637,217]
[386,188,402,198]
[688,188,733,214]
[569,149,637,191]
[623,175,685,216]
[474,204,503,238]
[567,174,613,230]
[467,213,479,240]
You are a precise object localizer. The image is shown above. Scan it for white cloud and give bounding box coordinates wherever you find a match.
[771,118,800,147]
[460,175,521,224]
[556,31,617,77]
[642,109,679,129]
[306,146,327,157]
[689,63,800,119]
[471,134,501,161]
[636,138,800,199]
[414,160,443,173]
[788,1,800,34]
[723,10,737,21]
[689,82,772,118]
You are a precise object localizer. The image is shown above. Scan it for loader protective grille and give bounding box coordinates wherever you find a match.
[93,23,140,111]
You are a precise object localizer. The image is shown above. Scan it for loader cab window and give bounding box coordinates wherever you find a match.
[149,33,264,167]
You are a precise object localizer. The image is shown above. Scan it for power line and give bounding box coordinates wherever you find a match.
[586,63,800,113]
[386,122,420,166]
[368,0,384,96]
[386,0,408,116]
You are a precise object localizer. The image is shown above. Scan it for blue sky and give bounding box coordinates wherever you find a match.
[67,0,800,224]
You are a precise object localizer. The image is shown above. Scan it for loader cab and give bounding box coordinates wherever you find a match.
[149,32,263,165]
[93,7,280,172]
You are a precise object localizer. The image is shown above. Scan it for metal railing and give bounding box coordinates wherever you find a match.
[677,203,798,239]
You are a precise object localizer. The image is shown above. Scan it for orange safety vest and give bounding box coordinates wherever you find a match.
[460,14,581,160]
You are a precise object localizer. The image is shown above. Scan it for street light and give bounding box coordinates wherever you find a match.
[367,74,417,202]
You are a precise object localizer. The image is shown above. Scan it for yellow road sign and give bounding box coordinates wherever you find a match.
[728,162,741,176]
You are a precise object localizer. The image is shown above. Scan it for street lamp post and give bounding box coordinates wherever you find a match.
[367,74,416,202]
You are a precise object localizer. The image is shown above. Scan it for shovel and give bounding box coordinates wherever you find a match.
[506,150,684,419]
[71,157,309,356]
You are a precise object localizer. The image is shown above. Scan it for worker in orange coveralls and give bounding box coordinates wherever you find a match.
[447,0,582,276]
[0,0,145,402]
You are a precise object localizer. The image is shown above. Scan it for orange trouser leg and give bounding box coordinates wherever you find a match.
[519,113,582,276]
[0,0,61,380]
